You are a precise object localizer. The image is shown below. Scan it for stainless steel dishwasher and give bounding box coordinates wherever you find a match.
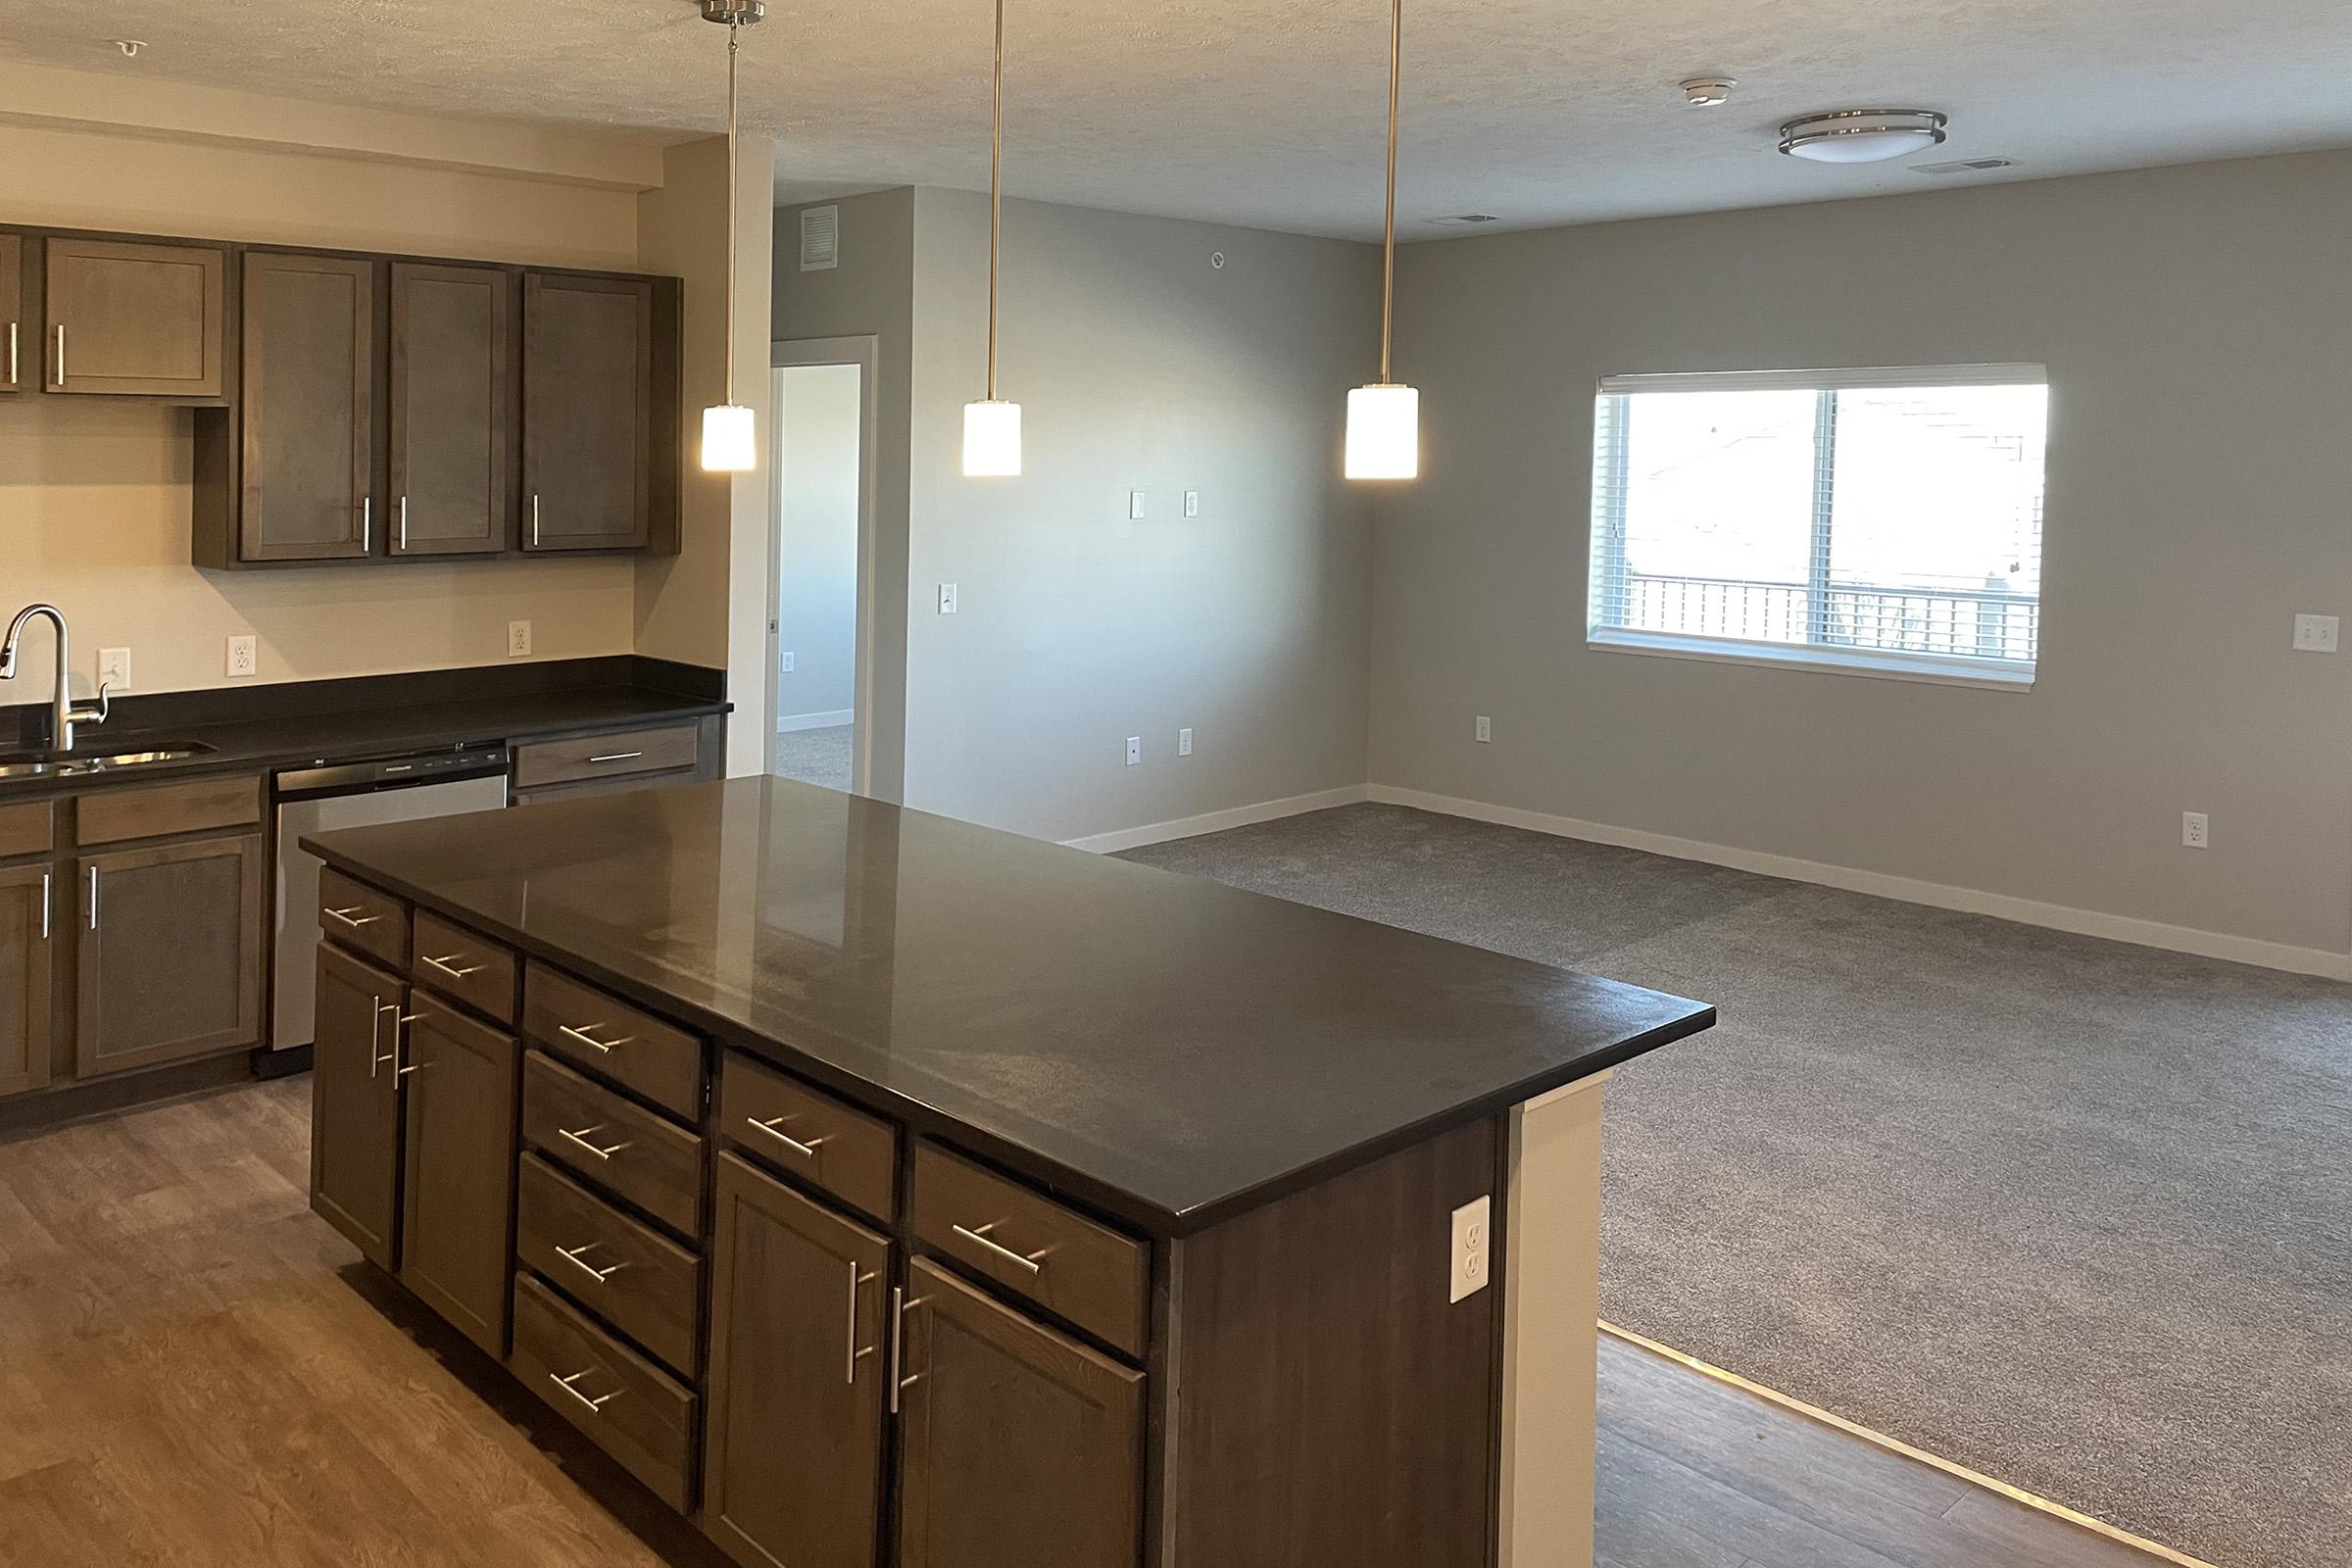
[271,748,510,1053]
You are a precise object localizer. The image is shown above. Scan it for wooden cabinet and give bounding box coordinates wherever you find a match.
[311,942,402,1268]
[391,263,513,557]
[74,832,263,1078]
[0,864,55,1098]
[231,251,375,563]
[0,233,24,395]
[704,1152,892,1568]
[522,272,656,551]
[44,236,226,398]
[895,1258,1145,1568]
[398,990,520,1356]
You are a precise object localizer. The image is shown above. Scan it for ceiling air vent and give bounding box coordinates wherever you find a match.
[1914,157,2017,175]
[1430,214,1500,226]
[799,205,840,271]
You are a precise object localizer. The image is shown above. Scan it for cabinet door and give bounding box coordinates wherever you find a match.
[239,252,375,562]
[896,1259,1145,1568]
[0,864,55,1096]
[0,233,24,396]
[521,272,653,551]
[311,941,403,1267]
[705,1153,891,1568]
[45,237,226,398]
[74,833,263,1078]
[398,990,520,1356]
[391,263,513,557]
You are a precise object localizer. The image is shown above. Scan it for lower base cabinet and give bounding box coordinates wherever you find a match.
[75,832,264,1078]
[310,943,402,1268]
[397,991,520,1356]
[0,864,55,1098]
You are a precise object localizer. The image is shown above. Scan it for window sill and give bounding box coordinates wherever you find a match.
[1587,627,2035,692]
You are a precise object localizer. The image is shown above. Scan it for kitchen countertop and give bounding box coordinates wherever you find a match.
[304,776,1716,1237]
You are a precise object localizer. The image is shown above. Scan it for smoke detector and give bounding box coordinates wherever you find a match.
[1680,77,1737,108]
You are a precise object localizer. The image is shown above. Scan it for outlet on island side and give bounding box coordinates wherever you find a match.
[1450,1195,1492,1302]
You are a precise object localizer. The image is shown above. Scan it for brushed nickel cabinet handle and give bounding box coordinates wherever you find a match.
[423,954,486,980]
[323,906,382,929]
[557,1244,625,1285]
[399,495,409,552]
[531,493,541,548]
[38,871,48,941]
[747,1115,824,1159]
[586,752,644,765]
[558,1023,628,1054]
[361,496,370,553]
[550,1370,617,1414]
[953,1222,1048,1274]
[86,866,97,931]
[846,1262,882,1384]
[53,324,64,386]
[889,1287,920,1414]
[7,321,17,386]
[559,1124,631,1161]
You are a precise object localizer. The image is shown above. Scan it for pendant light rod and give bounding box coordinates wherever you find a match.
[987,0,1005,402]
[1379,0,1400,384]
[724,20,741,403]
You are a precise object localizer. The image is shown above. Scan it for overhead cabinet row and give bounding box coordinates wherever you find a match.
[0,227,680,565]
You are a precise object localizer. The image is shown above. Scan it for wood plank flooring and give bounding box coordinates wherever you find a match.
[0,1078,2175,1568]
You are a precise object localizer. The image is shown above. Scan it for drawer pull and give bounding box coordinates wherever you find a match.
[423,953,487,980]
[747,1115,825,1159]
[559,1125,633,1161]
[952,1222,1049,1275]
[550,1369,618,1414]
[323,906,382,929]
[559,1022,630,1054]
[556,1243,626,1285]
[586,751,645,765]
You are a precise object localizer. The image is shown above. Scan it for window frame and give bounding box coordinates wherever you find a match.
[1587,363,2048,692]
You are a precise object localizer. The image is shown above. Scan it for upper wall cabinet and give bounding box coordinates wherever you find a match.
[45,237,227,399]
[392,263,514,558]
[238,252,376,563]
[522,272,676,553]
[0,235,24,396]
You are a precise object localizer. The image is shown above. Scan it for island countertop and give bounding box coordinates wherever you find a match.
[303,776,1714,1237]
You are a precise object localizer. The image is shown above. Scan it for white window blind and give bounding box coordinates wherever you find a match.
[1587,365,2050,687]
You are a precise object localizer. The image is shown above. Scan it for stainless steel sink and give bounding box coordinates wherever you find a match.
[0,741,217,780]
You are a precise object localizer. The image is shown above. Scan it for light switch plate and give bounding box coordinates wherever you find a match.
[2293,613,2339,654]
[1178,727,1194,757]
[938,582,958,615]
[780,651,796,672]
[1128,490,1147,520]
[97,647,130,692]
[507,620,532,659]
[1450,1195,1492,1302]
[225,635,257,679]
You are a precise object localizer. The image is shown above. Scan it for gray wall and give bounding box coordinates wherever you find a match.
[903,189,1379,841]
[774,363,862,721]
[1373,151,2352,956]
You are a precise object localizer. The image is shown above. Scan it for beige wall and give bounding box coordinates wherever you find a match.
[0,71,665,706]
[1374,151,2352,959]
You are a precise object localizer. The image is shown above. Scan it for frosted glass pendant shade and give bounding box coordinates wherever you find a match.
[701,404,757,472]
[1345,383,1420,480]
[963,399,1023,477]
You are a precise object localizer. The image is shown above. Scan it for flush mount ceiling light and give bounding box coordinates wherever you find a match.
[697,0,763,474]
[1779,108,1948,164]
[1679,77,1737,108]
[1344,0,1419,482]
[961,0,1021,477]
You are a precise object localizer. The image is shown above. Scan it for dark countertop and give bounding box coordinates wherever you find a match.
[304,776,1715,1238]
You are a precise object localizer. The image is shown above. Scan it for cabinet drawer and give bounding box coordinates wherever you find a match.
[518,1153,702,1379]
[512,724,699,790]
[720,1052,896,1221]
[411,909,518,1025]
[912,1144,1150,1357]
[524,1052,706,1237]
[524,960,703,1121]
[511,1271,698,1511]
[76,773,261,846]
[0,800,53,859]
[318,867,409,971]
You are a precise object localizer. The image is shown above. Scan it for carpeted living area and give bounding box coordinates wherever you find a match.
[1120,803,2352,1568]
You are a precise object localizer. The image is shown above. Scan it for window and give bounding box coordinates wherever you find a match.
[1588,366,2049,686]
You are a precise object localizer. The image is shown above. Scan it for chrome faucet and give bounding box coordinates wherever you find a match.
[0,605,109,751]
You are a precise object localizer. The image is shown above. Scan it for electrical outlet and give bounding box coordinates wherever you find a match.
[1128,491,1147,520]
[1449,1195,1493,1302]
[507,620,532,659]
[938,582,958,615]
[1475,715,1493,744]
[2182,811,2210,850]
[225,635,257,679]
[2293,613,2340,654]
[1183,490,1200,518]
[97,647,130,692]
[1125,736,1142,767]
[1178,727,1194,758]
[780,651,796,673]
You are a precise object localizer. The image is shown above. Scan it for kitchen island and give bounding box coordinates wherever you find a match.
[302,777,1713,1568]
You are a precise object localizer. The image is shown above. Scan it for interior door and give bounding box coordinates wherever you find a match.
[895,1258,1145,1568]
[44,236,226,398]
[397,989,520,1355]
[74,834,264,1077]
[521,271,652,550]
[239,252,375,562]
[391,262,513,556]
[704,1152,892,1568]
[0,234,24,396]
[310,941,403,1267]
[0,863,54,1097]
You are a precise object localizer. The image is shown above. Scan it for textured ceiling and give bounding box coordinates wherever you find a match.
[3,0,2351,238]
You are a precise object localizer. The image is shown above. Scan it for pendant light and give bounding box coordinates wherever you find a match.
[699,0,763,473]
[1345,0,1418,481]
[961,0,1021,477]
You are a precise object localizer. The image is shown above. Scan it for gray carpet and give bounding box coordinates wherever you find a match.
[773,724,853,792]
[1121,804,2352,1568]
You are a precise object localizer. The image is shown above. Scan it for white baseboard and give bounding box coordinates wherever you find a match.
[775,710,855,734]
[1063,785,1371,856]
[1367,784,2352,983]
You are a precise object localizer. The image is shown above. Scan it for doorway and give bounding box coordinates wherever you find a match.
[768,337,877,794]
